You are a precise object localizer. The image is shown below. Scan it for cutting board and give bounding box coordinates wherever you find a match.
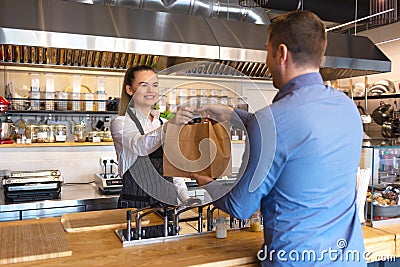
[61,208,150,233]
[0,221,72,265]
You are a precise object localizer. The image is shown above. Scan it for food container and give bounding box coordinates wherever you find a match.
[83,93,94,111]
[30,73,40,92]
[37,125,50,143]
[250,212,262,232]
[25,125,38,143]
[56,91,68,111]
[54,125,67,142]
[88,131,101,143]
[102,131,113,142]
[44,92,55,111]
[95,92,107,111]
[48,125,56,142]
[74,125,86,142]
[30,91,41,111]
[199,89,208,108]
[215,217,227,239]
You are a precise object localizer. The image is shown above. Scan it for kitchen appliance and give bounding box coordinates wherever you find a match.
[94,173,122,194]
[371,101,394,126]
[2,170,63,203]
[0,96,13,144]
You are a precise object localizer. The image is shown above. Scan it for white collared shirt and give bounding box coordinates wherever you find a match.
[110,108,189,202]
[110,108,164,177]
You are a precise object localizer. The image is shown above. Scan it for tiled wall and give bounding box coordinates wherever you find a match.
[0,145,116,183]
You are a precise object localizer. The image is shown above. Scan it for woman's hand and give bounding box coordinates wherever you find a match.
[163,106,194,132]
[169,106,195,125]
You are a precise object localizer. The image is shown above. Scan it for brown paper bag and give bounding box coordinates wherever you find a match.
[163,119,232,178]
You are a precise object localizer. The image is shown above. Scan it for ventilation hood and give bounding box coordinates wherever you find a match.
[0,0,391,80]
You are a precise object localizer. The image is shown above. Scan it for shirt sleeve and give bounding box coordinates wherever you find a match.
[173,177,190,202]
[205,108,285,219]
[230,108,253,130]
[110,116,124,176]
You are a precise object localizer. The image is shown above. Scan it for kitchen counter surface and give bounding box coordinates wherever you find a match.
[0,183,119,215]
[0,208,397,266]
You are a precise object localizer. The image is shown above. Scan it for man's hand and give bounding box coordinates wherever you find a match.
[197,104,234,122]
[192,173,214,187]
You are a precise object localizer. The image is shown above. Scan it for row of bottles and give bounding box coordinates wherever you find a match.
[378,148,400,172]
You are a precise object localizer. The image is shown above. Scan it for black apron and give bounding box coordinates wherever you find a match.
[119,108,178,209]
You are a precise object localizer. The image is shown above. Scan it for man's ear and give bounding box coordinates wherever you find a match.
[278,44,288,65]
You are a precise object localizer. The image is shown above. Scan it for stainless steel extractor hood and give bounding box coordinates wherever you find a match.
[0,0,392,80]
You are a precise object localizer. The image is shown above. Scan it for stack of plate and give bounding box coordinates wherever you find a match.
[368,80,396,96]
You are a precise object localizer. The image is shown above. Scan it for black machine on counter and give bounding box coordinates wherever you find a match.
[1,170,63,203]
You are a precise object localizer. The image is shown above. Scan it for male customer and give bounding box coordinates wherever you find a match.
[193,10,366,266]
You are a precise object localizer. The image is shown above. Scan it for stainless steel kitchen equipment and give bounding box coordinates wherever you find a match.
[2,170,63,203]
[0,0,392,81]
[0,97,14,144]
[94,173,122,194]
[0,117,14,141]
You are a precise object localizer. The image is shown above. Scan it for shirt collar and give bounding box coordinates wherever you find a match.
[273,72,325,103]
[131,107,160,121]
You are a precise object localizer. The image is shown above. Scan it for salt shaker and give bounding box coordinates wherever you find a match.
[215,217,227,239]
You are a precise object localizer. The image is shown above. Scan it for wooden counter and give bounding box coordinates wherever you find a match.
[362,226,396,262]
[374,224,400,258]
[0,209,397,266]
[0,216,264,267]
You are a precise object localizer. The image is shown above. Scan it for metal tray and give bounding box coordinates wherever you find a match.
[367,202,400,217]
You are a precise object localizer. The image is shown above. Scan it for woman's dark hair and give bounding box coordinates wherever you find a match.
[118,65,157,115]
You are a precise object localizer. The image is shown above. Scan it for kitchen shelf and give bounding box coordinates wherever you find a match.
[0,141,114,148]
[3,97,118,117]
[353,93,400,100]
[4,110,117,116]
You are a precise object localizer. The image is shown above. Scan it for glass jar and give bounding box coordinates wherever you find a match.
[231,128,240,141]
[102,131,113,142]
[88,131,101,142]
[48,125,55,143]
[37,125,50,143]
[54,125,67,142]
[215,217,228,239]
[74,125,86,142]
[25,125,38,143]
[250,211,262,232]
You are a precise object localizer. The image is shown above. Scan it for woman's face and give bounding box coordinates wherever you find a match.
[126,70,159,109]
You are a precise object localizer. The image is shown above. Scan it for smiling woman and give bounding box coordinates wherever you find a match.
[109,65,197,238]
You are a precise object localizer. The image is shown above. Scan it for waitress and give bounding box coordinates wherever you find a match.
[110,65,194,213]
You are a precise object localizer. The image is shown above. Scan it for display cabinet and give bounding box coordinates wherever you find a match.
[362,139,400,226]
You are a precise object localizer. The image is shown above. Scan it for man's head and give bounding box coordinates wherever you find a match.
[265,10,327,88]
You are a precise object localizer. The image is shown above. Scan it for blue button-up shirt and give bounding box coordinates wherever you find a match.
[206,73,366,266]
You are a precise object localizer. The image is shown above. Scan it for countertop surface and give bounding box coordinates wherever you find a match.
[0,208,397,266]
[0,209,264,267]
[0,183,118,212]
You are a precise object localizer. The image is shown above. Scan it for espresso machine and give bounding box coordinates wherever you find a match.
[0,96,13,144]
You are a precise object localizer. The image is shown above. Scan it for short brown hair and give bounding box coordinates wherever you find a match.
[268,10,327,68]
[118,65,157,115]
